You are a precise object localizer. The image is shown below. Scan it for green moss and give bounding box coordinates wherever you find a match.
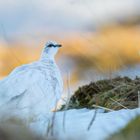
[108,116,140,140]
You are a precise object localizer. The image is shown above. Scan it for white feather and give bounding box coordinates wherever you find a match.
[0,41,63,119]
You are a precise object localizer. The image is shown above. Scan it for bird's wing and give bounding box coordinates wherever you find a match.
[0,65,45,106]
[0,61,62,113]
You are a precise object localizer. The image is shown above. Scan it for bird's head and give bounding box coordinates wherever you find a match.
[41,41,62,60]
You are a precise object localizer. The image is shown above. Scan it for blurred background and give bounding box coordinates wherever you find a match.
[1,0,140,93]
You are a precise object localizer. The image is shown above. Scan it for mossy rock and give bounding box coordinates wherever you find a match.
[60,76,140,111]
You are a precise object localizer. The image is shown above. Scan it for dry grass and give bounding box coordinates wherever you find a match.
[62,71,71,133]
[60,76,140,111]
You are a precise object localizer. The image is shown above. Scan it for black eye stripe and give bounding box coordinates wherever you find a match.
[47,44,62,47]
[48,44,55,47]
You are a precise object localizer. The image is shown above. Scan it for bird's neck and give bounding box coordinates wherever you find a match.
[40,52,55,62]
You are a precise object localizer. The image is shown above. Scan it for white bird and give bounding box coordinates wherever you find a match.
[0,41,63,119]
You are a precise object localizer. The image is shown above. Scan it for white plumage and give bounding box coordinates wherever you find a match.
[0,41,63,119]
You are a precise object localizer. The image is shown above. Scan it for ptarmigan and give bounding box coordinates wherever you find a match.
[0,41,63,120]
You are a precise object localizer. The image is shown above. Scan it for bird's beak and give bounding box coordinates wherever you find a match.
[56,44,62,47]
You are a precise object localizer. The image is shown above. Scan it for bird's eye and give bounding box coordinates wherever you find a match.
[48,44,54,47]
